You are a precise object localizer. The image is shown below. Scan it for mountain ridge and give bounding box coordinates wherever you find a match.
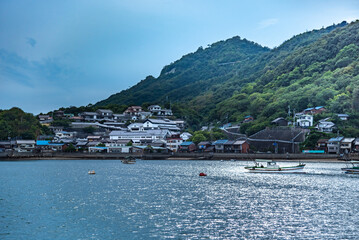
[95,20,359,135]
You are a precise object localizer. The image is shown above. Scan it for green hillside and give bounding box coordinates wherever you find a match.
[96,20,359,133]
[0,108,50,140]
[96,36,270,106]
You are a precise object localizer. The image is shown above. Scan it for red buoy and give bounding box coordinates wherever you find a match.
[199,172,207,176]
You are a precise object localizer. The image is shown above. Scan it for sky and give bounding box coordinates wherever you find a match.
[1,0,359,114]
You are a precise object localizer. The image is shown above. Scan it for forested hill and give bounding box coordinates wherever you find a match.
[96,36,270,106]
[96,21,359,133]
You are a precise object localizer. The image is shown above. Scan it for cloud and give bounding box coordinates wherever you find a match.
[0,49,120,114]
[258,18,279,29]
[26,37,37,47]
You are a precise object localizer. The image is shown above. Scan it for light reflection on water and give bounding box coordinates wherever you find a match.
[1,160,358,239]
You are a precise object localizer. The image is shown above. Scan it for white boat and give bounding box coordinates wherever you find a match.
[244,159,306,173]
[341,161,359,174]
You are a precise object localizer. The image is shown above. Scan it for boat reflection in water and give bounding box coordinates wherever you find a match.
[245,159,306,173]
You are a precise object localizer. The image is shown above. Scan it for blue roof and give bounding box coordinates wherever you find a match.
[244,115,252,118]
[180,141,194,146]
[37,140,49,146]
[36,140,64,146]
[315,106,324,109]
[304,107,314,111]
[214,140,228,145]
[90,147,107,149]
[328,137,344,142]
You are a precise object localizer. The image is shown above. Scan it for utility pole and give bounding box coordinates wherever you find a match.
[288,105,291,117]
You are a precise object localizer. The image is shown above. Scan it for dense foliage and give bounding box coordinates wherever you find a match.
[189,128,227,144]
[0,107,50,140]
[93,21,359,134]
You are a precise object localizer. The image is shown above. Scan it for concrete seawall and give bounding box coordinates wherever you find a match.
[0,151,342,161]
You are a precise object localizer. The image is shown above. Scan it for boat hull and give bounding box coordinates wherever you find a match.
[342,168,359,174]
[245,165,306,173]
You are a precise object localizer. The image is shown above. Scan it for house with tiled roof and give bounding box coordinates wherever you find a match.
[327,137,344,154]
[315,120,336,133]
[214,140,228,153]
[233,140,250,153]
[340,138,355,153]
[178,141,196,152]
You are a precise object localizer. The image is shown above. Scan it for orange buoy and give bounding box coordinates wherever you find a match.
[199,172,207,176]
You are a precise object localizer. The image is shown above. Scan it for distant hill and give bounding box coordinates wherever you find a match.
[96,20,359,134]
[96,36,270,106]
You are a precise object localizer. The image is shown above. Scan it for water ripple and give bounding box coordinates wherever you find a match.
[1,160,358,239]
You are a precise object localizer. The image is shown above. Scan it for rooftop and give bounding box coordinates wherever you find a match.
[214,140,228,145]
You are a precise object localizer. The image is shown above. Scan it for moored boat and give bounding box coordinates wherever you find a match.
[341,161,359,174]
[122,156,136,164]
[244,159,306,173]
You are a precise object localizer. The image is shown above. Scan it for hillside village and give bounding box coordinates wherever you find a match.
[1,104,358,157]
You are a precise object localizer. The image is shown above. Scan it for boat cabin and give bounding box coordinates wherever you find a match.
[254,159,279,168]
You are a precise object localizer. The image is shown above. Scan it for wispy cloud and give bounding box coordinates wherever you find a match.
[26,37,37,47]
[258,18,279,29]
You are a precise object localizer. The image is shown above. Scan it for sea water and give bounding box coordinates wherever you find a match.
[1,160,358,239]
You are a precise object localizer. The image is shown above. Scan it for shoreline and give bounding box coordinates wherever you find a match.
[1,151,352,163]
[0,156,347,163]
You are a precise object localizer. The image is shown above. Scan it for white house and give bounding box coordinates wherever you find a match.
[148,105,173,116]
[327,137,344,154]
[166,137,183,152]
[109,129,170,143]
[105,139,132,153]
[341,138,355,153]
[143,119,180,131]
[55,131,75,139]
[148,105,162,112]
[296,114,313,128]
[15,140,36,152]
[315,121,336,132]
[180,132,193,141]
[127,123,144,132]
[337,114,349,121]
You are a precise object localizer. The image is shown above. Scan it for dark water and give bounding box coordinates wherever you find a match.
[1,160,359,239]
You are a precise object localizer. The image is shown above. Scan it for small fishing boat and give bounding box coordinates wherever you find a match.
[88,170,96,175]
[122,156,136,164]
[341,161,359,174]
[244,159,306,173]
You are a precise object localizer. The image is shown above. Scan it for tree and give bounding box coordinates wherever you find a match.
[64,143,76,152]
[352,87,359,112]
[83,126,96,134]
[191,133,206,144]
[0,107,45,140]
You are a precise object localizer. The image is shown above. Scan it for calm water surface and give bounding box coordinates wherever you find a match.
[1,160,359,239]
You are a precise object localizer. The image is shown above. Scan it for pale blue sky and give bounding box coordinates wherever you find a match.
[1,0,359,114]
